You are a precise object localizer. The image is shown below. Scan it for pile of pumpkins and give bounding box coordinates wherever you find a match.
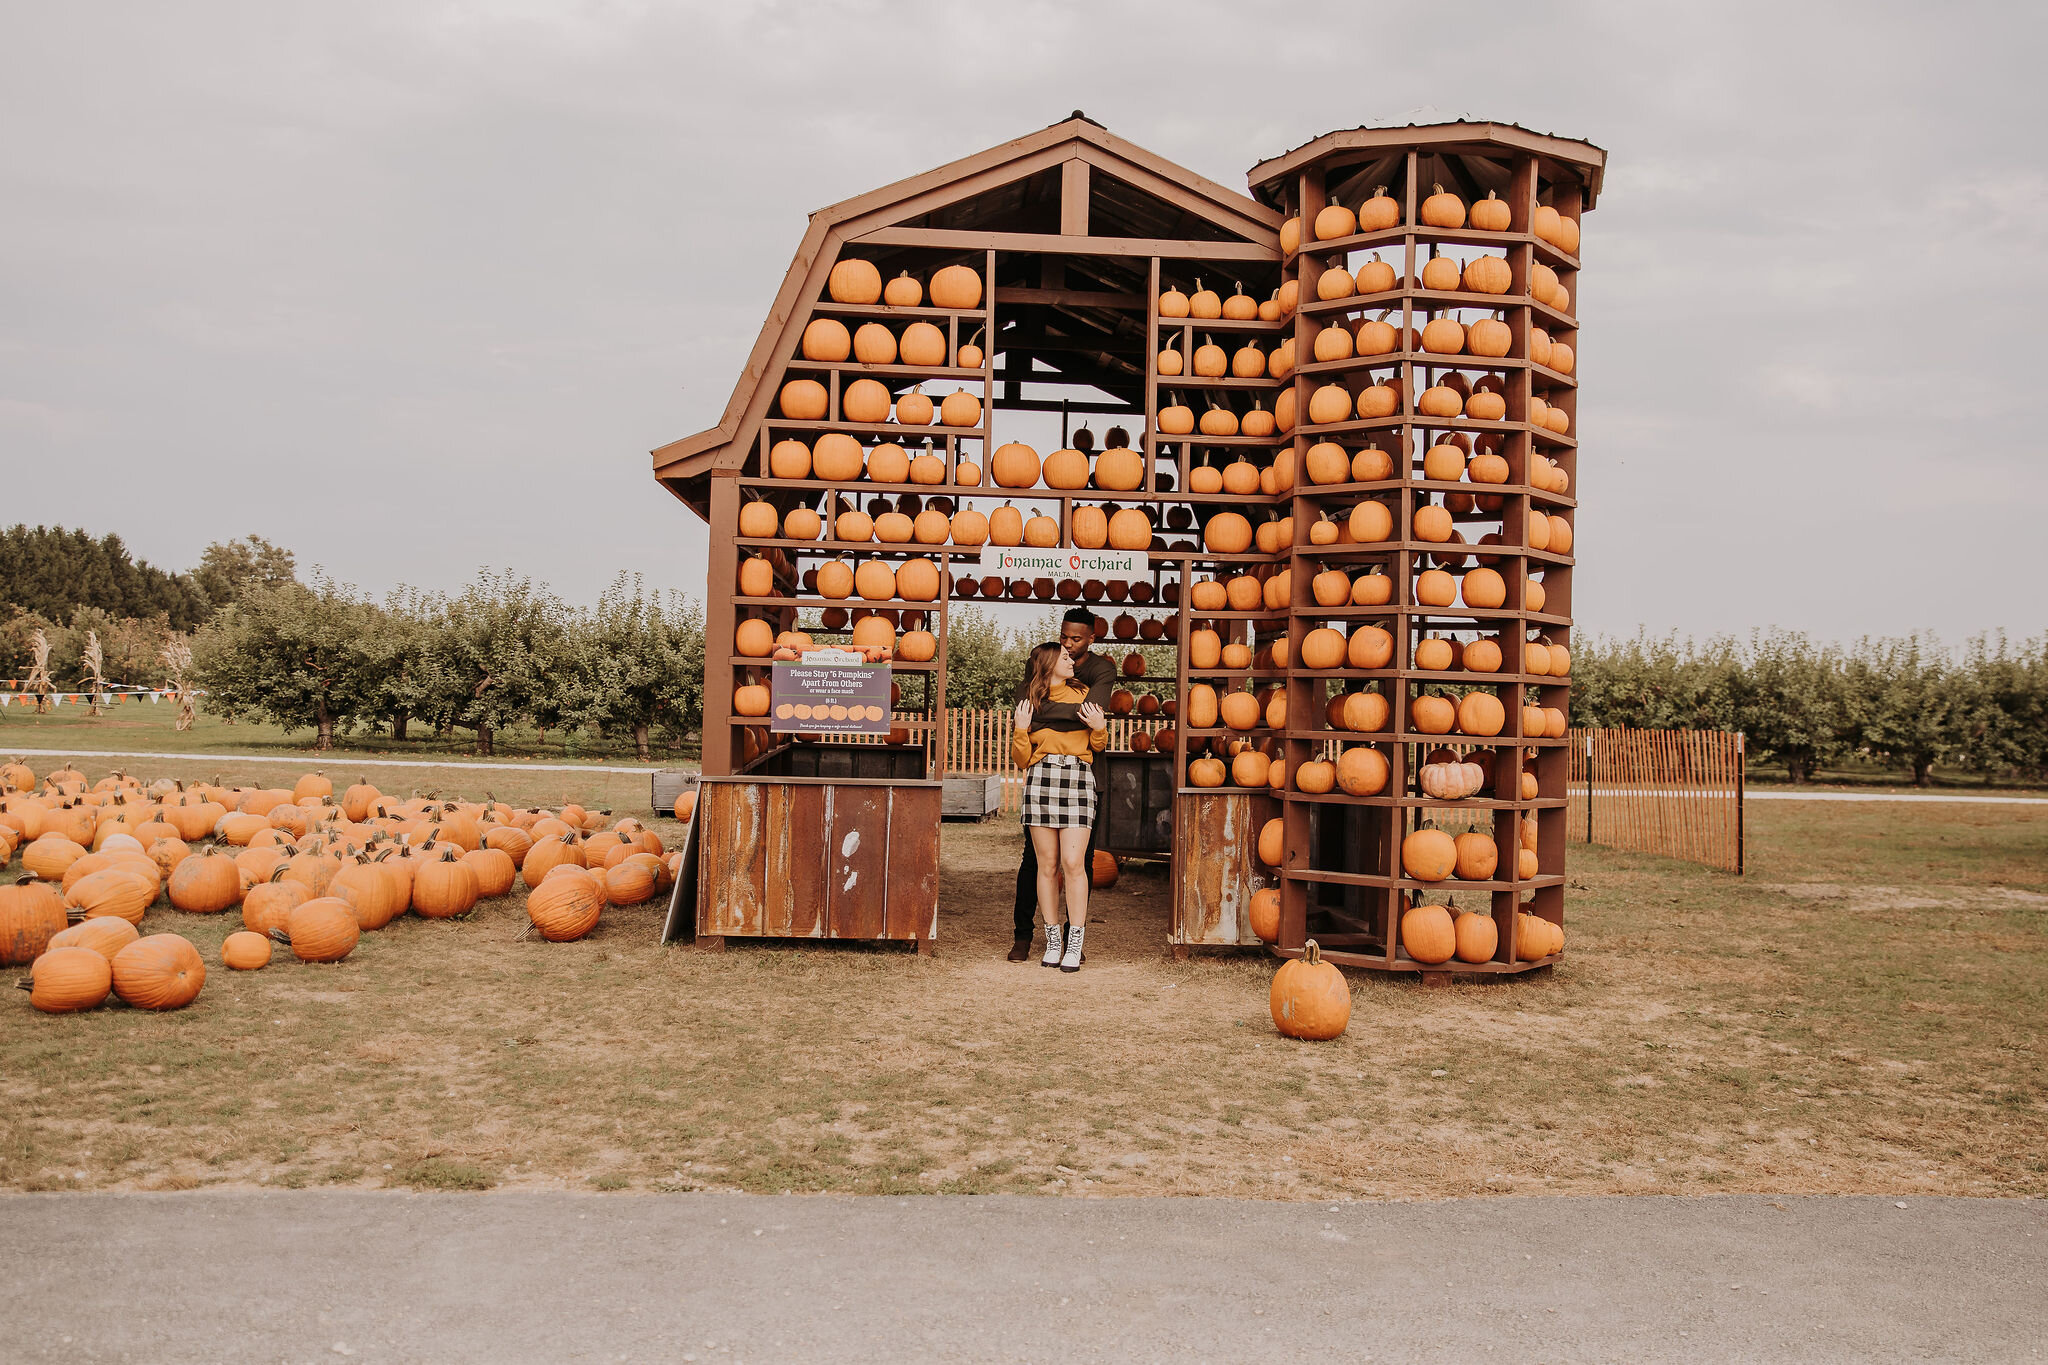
[2,765,686,1015]
[778,260,986,428]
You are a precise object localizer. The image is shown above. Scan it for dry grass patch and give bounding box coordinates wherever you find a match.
[1,796,2042,1200]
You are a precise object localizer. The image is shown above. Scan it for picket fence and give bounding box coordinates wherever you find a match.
[1569,727,1745,873]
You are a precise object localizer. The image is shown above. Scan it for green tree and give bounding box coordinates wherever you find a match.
[1850,633,1961,786]
[0,524,209,629]
[191,577,383,749]
[937,609,1027,710]
[193,535,299,608]
[1728,630,1851,783]
[426,572,569,757]
[361,588,447,741]
[567,575,704,761]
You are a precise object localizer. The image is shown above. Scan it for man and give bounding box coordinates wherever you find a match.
[1008,607,1116,961]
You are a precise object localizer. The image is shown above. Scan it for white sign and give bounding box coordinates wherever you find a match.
[796,647,866,665]
[976,547,1149,582]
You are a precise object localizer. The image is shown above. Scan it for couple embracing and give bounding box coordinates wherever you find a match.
[1008,607,1114,972]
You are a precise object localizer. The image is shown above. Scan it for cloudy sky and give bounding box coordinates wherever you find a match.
[4,1,2040,643]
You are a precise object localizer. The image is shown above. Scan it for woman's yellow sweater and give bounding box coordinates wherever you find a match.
[1011,682,1108,768]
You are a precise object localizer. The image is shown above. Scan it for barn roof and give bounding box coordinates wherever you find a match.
[650,114,1282,517]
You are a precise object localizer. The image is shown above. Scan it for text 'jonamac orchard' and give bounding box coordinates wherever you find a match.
[976,548,1149,582]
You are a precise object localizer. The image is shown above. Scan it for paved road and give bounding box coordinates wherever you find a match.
[3,1193,2039,1362]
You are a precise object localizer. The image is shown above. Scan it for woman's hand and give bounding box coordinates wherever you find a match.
[1013,700,1034,732]
[1078,702,1106,733]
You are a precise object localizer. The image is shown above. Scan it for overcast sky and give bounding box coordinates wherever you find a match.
[4,1,2040,643]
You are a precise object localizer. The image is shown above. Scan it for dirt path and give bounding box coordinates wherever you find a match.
[3,1191,2038,1362]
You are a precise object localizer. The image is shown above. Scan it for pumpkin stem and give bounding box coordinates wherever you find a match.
[1304,939,1322,965]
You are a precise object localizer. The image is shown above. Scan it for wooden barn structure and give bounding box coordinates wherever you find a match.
[654,114,1603,976]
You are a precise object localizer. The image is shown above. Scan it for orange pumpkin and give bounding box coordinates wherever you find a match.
[1401,904,1456,965]
[167,845,241,913]
[27,944,112,1012]
[1411,694,1457,735]
[1248,887,1280,943]
[221,930,272,970]
[111,933,206,1010]
[1454,832,1499,881]
[1401,828,1458,882]
[827,258,883,304]
[1,876,69,966]
[1337,746,1389,795]
[528,869,604,942]
[1270,941,1350,1040]
[1300,628,1346,670]
[1347,626,1393,670]
[991,442,1040,488]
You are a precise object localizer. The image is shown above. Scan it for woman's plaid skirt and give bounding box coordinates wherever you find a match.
[1021,753,1096,829]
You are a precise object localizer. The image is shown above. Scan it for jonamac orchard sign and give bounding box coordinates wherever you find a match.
[977,547,1148,583]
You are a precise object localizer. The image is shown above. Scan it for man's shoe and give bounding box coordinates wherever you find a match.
[1007,937,1033,963]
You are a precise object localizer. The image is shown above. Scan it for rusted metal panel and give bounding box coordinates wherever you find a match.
[825,785,892,940]
[886,785,942,941]
[697,783,767,936]
[781,783,830,938]
[1173,792,1274,946]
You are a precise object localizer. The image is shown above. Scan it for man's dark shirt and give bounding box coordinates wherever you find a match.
[1014,650,1116,731]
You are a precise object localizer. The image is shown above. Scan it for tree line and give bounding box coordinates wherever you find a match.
[1571,630,2048,785]
[0,525,298,634]
[194,573,704,759]
[6,524,2042,784]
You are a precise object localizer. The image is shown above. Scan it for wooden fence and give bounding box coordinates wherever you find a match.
[810,709,1169,814]
[1569,727,1745,873]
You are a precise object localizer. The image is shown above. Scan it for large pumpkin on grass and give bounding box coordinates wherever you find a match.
[529,869,604,942]
[22,835,88,881]
[26,945,112,1013]
[462,847,518,898]
[282,897,358,962]
[48,915,138,962]
[111,933,205,1010]
[167,845,240,913]
[331,857,401,930]
[1,876,68,966]
[1270,941,1350,1040]
[63,869,156,925]
[414,848,480,919]
[221,930,272,970]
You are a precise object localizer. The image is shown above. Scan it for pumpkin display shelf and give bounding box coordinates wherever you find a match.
[655,117,1598,960]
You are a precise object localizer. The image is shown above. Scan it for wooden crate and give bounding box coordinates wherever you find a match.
[942,774,1003,821]
[650,769,698,819]
[1094,752,1175,858]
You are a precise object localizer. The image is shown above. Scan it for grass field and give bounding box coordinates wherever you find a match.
[4,743,2042,1201]
[0,700,696,766]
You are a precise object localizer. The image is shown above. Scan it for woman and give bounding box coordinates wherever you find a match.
[1012,641,1107,971]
